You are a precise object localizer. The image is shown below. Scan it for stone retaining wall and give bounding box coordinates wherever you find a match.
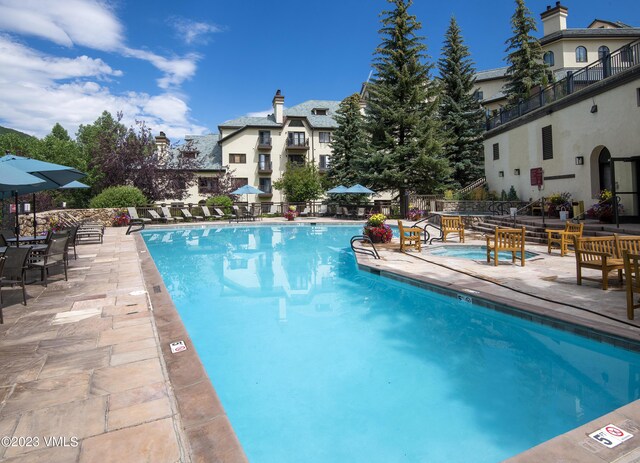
[14,208,122,236]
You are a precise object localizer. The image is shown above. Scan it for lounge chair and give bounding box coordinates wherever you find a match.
[76,222,104,244]
[148,210,168,223]
[356,207,366,219]
[0,256,5,323]
[318,204,328,216]
[0,246,32,305]
[397,220,422,252]
[486,226,526,266]
[546,221,583,256]
[299,206,310,217]
[181,208,203,222]
[29,236,68,287]
[201,206,216,221]
[161,206,183,222]
[127,207,151,224]
[213,207,231,220]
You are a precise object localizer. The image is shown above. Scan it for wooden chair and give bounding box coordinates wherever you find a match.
[397,220,422,252]
[440,215,465,243]
[546,221,583,256]
[623,251,640,320]
[486,226,526,266]
[573,235,622,290]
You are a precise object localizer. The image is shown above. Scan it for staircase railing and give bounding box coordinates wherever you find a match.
[456,177,486,197]
[511,197,547,226]
[350,235,380,259]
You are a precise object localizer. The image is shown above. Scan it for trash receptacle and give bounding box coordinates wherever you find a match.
[572,200,584,219]
[559,209,569,221]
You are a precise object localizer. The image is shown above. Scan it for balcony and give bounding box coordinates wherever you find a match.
[286,138,309,151]
[257,136,272,150]
[258,185,273,197]
[287,154,305,166]
[319,164,329,173]
[258,161,272,174]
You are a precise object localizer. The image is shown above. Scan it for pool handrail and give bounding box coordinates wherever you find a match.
[350,235,380,260]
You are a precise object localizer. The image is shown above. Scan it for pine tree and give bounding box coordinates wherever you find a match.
[437,16,485,189]
[365,0,449,215]
[504,0,548,104]
[327,93,368,187]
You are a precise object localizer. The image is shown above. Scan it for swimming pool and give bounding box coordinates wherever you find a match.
[429,244,538,260]
[143,225,640,463]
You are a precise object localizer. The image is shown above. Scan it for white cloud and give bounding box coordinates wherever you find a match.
[122,47,199,89]
[246,108,273,118]
[170,17,221,45]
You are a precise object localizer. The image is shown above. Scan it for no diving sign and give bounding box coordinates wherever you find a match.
[589,424,633,448]
[170,340,187,354]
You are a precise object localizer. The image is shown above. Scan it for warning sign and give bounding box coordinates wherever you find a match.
[170,340,187,354]
[589,424,633,448]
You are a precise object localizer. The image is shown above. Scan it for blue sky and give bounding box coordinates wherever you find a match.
[0,0,637,141]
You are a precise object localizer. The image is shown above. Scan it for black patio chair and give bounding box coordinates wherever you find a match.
[29,236,68,287]
[0,246,32,305]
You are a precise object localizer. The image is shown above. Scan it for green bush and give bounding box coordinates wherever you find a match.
[206,195,233,214]
[89,186,147,208]
[507,186,519,201]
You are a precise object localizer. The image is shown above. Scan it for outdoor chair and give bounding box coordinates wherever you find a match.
[397,220,422,252]
[318,204,328,216]
[76,222,104,244]
[343,207,355,220]
[0,246,32,305]
[213,207,231,220]
[201,206,216,221]
[356,207,366,219]
[29,236,68,287]
[181,208,203,221]
[623,251,640,320]
[573,235,622,290]
[546,221,583,256]
[440,216,465,243]
[0,234,7,247]
[161,206,183,222]
[486,226,526,267]
[127,207,151,224]
[299,206,310,217]
[148,210,168,223]
[0,256,5,323]
[0,229,16,240]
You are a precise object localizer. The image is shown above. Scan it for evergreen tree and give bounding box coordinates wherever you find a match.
[504,0,548,104]
[437,16,485,189]
[327,93,368,188]
[365,0,449,215]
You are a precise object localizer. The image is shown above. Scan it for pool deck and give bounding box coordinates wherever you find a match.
[1,217,640,462]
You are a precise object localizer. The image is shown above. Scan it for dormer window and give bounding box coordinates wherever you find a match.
[312,108,328,116]
[288,119,304,127]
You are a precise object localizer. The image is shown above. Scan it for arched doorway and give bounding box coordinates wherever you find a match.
[599,147,612,192]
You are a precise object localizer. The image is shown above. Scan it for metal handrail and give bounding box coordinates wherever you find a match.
[126,220,145,235]
[511,197,546,226]
[412,214,443,244]
[350,235,380,259]
[571,195,619,222]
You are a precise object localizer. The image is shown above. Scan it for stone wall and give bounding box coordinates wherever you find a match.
[14,208,122,236]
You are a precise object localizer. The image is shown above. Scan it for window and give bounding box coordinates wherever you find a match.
[258,131,271,145]
[542,125,553,160]
[319,155,330,170]
[229,153,246,163]
[259,178,272,194]
[231,177,248,190]
[312,108,328,115]
[598,46,610,59]
[182,150,196,159]
[288,154,305,165]
[198,177,217,194]
[543,51,555,66]
[621,45,634,63]
[492,143,499,161]
[288,132,306,147]
[259,153,271,171]
[575,46,587,63]
[319,132,331,143]
[288,119,304,127]
[472,90,484,101]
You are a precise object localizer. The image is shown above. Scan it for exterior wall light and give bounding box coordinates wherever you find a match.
[498,171,504,177]
[575,156,584,165]
[514,169,520,175]
[590,104,598,113]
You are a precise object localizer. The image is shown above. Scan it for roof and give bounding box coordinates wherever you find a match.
[284,100,340,128]
[588,19,632,29]
[175,134,223,171]
[219,114,280,129]
[540,28,640,45]
[474,67,509,82]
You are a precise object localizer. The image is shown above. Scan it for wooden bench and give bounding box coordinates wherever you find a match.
[574,235,623,290]
[486,226,526,266]
[440,215,465,243]
[623,251,640,320]
[397,220,422,252]
[546,221,583,256]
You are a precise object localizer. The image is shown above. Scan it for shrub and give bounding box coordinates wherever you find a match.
[507,186,519,201]
[89,186,147,208]
[206,195,233,214]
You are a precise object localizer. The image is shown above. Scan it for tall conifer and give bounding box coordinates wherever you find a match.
[504,0,547,103]
[438,16,485,189]
[365,0,449,214]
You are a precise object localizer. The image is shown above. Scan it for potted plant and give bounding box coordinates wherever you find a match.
[363,213,393,243]
[587,189,623,223]
[546,192,572,218]
[407,207,424,221]
[112,210,131,227]
[284,205,297,221]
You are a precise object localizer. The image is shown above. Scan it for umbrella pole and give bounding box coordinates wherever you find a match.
[14,192,19,247]
[33,193,37,239]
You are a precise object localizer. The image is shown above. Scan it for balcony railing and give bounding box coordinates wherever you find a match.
[258,185,273,196]
[257,137,272,150]
[286,138,309,150]
[258,161,272,173]
[487,39,640,130]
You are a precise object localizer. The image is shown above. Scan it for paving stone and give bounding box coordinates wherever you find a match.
[97,323,154,347]
[174,380,225,428]
[107,396,173,431]
[38,347,111,379]
[70,296,114,311]
[112,312,151,329]
[79,418,180,463]
[0,353,47,385]
[184,416,248,463]
[91,358,164,395]
[37,335,98,355]
[111,337,157,355]
[2,372,91,415]
[110,346,157,367]
[0,414,20,459]
[108,382,168,411]
[1,445,79,463]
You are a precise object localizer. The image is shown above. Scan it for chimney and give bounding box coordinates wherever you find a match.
[272,89,284,124]
[541,2,568,36]
[155,131,170,157]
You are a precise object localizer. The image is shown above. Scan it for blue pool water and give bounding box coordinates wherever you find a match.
[143,225,640,463]
[429,245,537,260]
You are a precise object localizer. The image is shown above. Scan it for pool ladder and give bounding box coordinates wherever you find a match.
[350,235,380,260]
[411,214,443,245]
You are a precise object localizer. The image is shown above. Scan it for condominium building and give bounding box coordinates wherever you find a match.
[474,2,640,111]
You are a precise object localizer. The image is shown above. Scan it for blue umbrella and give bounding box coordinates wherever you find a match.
[0,164,46,191]
[59,180,90,189]
[327,185,348,194]
[230,184,264,204]
[345,184,376,194]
